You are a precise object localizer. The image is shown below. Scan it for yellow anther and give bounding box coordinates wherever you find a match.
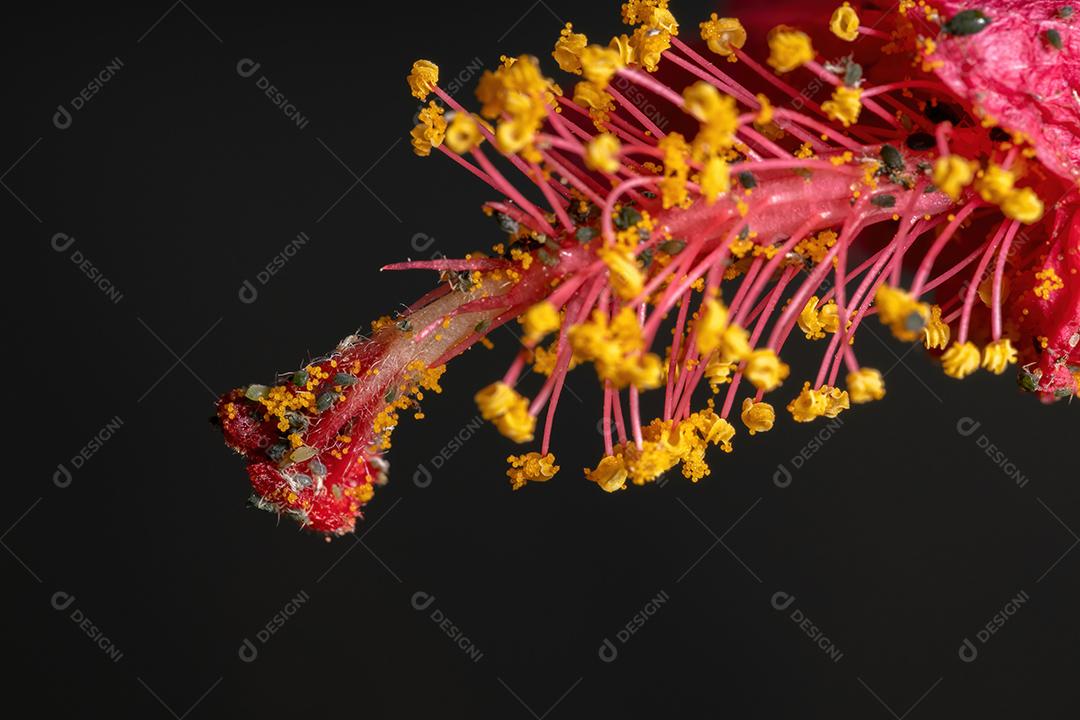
[658,132,691,208]
[506,452,559,490]
[941,341,981,379]
[818,300,840,333]
[574,80,616,129]
[445,112,483,154]
[705,357,735,392]
[719,324,752,363]
[743,348,791,392]
[609,33,636,65]
[798,296,827,339]
[975,164,1016,204]
[686,405,735,451]
[598,247,645,300]
[981,339,1017,375]
[699,14,746,58]
[1001,187,1044,224]
[695,298,730,355]
[521,302,561,343]
[922,305,951,349]
[700,156,730,204]
[820,386,850,417]
[628,24,672,72]
[822,86,862,127]
[787,382,828,422]
[684,82,738,154]
[553,23,588,74]
[830,3,861,41]
[407,60,439,100]
[475,382,535,442]
[755,93,774,125]
[585,454,629,492]
[580,44,623,88]
[875,284,929,342]
[767,26,814,73]
[740,398,775,435]
[932,156,976,201]
[569,308,663,389]
[585,133,622,174]
[494,404,536,443]
[846,368,886,403]
[410,101,447,157]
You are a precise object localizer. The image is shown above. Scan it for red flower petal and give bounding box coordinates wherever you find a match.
[933,0,1080,182]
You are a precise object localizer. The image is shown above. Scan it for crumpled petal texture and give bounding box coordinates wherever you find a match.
[933,0,1080,183]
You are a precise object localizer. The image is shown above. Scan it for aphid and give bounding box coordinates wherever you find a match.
[316,391,339,413]
[659,239,687,255]
[245,384,270,401]
[289,446,318,463]
[880,144,905,172]
[943,9,992,36]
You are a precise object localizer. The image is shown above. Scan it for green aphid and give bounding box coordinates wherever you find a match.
[286,412,309,433]
[614,205,643,230]
[575,226,598,243]
[943,9,991,36]
[494,212,519,234]
[1046,29,1063,50]
[844,61,863,87]
[738,171,758,189]
[267,443,289,462]
[333,372,358,387]
[1017,369,1040,392]
[245,384,270,401]
[290,445,318,463]
[659,239,686,255]
[537,247,559,267]
[880,144,905,173]
[870,194,897,208]
[316,391,339,413]
[290,369,309,387]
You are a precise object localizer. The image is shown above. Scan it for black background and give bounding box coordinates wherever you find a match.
[7,1,1079,717]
